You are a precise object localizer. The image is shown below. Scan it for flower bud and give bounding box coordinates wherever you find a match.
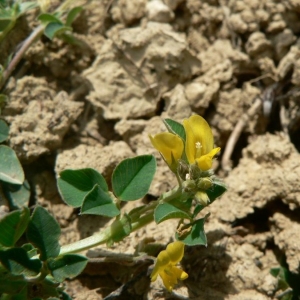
[182,179,196,192]
[195,191,210,206]
[197,177,213,190]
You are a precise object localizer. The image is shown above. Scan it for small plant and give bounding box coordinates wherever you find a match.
[0,114,226,298]
[271,262,300,300]
[0,0,84,91]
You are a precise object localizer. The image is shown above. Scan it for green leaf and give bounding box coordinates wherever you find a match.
[0,94,8,106]
[38,13,62,25]
[0,274,27,295]
[2,180,30,209]
[65,6,83,27]
[27,277,61,299]
[26,206,60,261]
[18,2,38,15]
[59,291,72,300]
[0,145,24,184]
[192,203,204,218]
[154,202,191,224]
[0,248,42,275]
[57,168,108,207]
[0,119,9,142]
[164,119,186,141]
[206,180,227,203]
[0,10,13,20]
[48,254,88,282]
[81,184,120,217]
[112,155,156,201]
[44,22,72,40]
[176,218,207,246]
[22,243,38,258]
[0,207,30,247]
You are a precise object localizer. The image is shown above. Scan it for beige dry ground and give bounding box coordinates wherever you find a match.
[2,0,300,299]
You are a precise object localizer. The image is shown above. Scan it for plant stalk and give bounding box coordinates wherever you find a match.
[59,186,183,255]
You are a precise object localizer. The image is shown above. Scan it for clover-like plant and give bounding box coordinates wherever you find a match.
[0,114,227,297]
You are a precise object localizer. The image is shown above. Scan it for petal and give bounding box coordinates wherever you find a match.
[166,241,185,264]
[171,266,189,280]
[187,115,214,155]
[196,147,220,171]
[182,119,196,164]
[149,133,184,171]
[160,269,178,292]
[150,250,170,282]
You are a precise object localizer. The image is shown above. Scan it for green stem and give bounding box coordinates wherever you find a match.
[59,226,111,255]
[0,19,16,44]
[59,186,184,255]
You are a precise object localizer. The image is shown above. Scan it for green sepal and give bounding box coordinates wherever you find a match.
[163,119,188,162]
[26,206,60,261]
[47,254,88,283]
[163,118,186,141]
[0,247,42,275]
[175,217,207,246]
[81,184,120,217]
[0,207,30,247]
[108,215,132,245]
[112,155,156,201]
[57,168,108,207]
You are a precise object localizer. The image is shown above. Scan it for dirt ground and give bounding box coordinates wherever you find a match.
[2,0,300,299]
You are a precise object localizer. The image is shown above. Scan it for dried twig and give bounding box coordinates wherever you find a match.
[0,25,44,91]
[221,98,262,172]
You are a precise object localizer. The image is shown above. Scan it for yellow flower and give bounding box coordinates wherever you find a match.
[149,133,184,172]
[150,241,188,291]
[183,115,220,171]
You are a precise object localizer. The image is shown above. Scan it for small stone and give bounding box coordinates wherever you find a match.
[146,0,174,23]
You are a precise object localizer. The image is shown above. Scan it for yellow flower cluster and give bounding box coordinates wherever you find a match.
[150,115,220,172]
[150,241,188,291]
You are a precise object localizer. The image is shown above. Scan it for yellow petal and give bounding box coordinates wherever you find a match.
[183,115,214,164]
[166,241,185,264]
[149,133,184,172]
[160,269,178,292]
[171,265,189,280]
[195,147,220,171]
[150,250,170,282]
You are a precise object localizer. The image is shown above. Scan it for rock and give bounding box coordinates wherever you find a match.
[146,0,174,23]
[83,23,201,120]
[111,0,147,25]
[3,77,83,162]
[212,133,300,222]
[271,213,300,273]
